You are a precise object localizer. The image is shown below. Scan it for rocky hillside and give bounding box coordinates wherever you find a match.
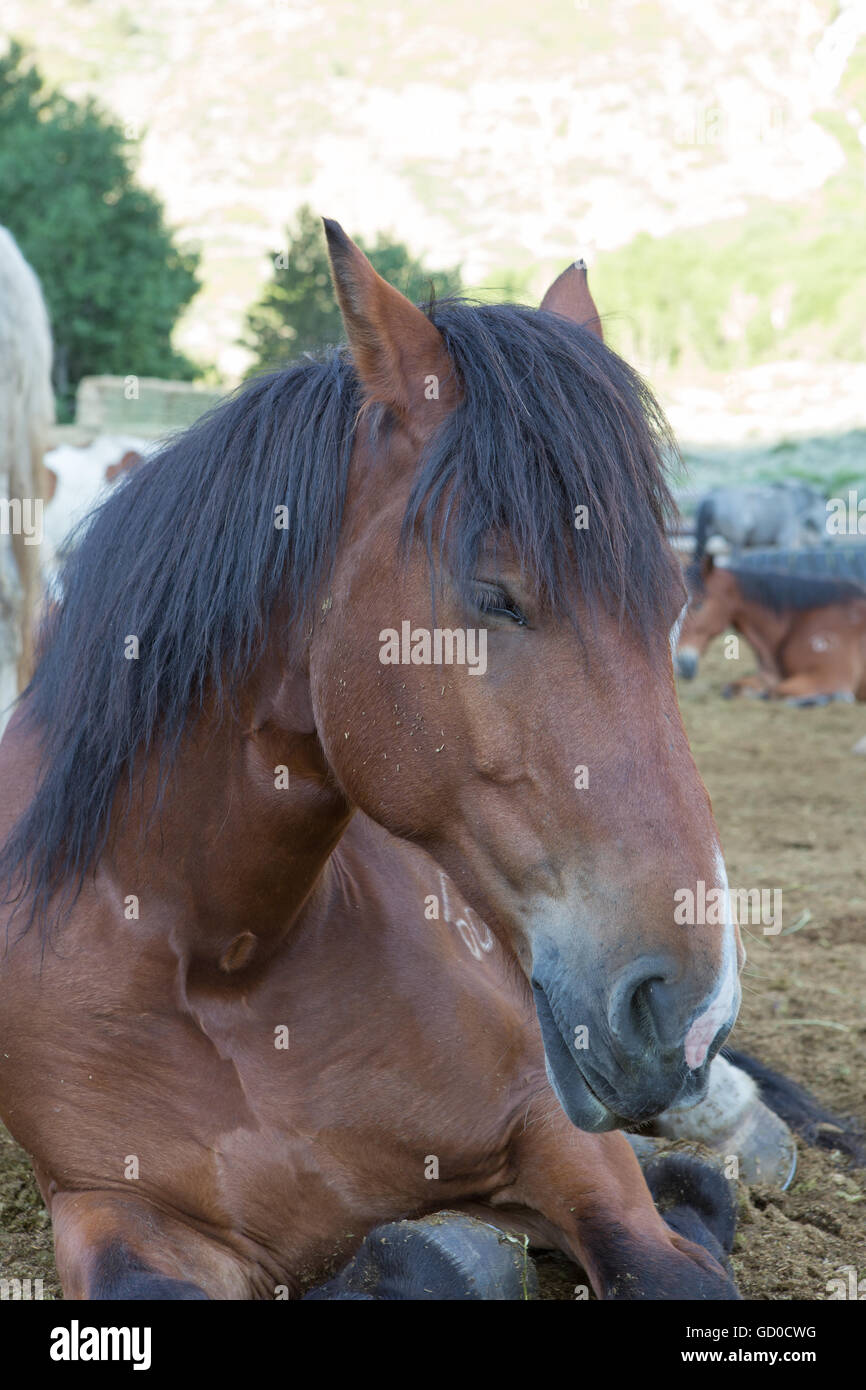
[4,0,865,380]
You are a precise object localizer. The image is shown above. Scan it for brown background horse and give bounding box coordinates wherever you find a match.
[677,556,866,704]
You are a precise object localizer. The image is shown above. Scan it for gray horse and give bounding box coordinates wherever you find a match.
[692,482,827,561]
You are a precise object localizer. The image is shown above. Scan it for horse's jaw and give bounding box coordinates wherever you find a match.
[531,978,621,1132]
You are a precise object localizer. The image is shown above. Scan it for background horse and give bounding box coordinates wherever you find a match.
[2,225,848,1301]
[0,227,53,733]
[691,483,826,561]
[676,555,866,703]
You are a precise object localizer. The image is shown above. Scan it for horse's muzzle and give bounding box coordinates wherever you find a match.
[676,647,699,680]
[531,959,737,1132]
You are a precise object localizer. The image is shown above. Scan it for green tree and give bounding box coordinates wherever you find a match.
[242,205,463,374]
[0,42,201,417]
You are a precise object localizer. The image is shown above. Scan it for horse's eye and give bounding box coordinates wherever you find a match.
[471,582,527,626]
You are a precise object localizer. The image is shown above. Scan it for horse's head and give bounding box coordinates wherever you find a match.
[676,557,736,680]
[310,223,743,1132]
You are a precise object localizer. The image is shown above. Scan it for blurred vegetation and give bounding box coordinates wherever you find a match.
[676,430,866,507]
[0,42,200,418]
[241,205,463,374]
[593,39,866,373]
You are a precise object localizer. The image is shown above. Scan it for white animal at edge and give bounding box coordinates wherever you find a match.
[0,227,54,735]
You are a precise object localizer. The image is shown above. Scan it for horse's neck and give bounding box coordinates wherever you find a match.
[112,657,353,962]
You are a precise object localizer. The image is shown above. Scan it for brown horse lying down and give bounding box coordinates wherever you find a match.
[2,225,856,1302]
[677,555,866,704]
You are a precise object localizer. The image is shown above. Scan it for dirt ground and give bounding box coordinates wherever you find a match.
[677,641,866,1299]
[1,641,864,1301]
[537,639,866,1299]
[536,639,866,1301]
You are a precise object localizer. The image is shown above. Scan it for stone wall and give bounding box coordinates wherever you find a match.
[75,375,226,438]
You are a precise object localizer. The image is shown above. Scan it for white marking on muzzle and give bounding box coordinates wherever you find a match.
[683,849,738,1070]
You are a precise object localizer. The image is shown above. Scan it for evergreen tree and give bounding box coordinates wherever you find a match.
[0,42,201,416]
[242,205,462,373]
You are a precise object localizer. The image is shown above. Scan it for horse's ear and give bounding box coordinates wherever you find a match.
[539,259,603,341]
[323,219,458,431]
[701,554,715,579]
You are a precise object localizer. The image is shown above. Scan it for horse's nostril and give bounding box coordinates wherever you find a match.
[629,975,666,1044]
[609,956,680,1054]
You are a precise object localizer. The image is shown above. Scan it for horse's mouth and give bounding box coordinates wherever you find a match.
[531,975,714,1133]
[531,979,623,1133]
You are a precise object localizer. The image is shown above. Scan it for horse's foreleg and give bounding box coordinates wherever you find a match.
[722,672,778,699]
[489,1104,739,1300]
[772,672,856,705]
[50,1190,257,1300]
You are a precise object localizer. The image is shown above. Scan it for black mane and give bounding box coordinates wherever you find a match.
[688,557,866,613]
[1,299,677,932]
[730,566,866,613]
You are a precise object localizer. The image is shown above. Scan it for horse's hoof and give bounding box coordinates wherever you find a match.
[599,1148,741,1300]
[627,1135,736,1251]
[724,1047,866,1165]
[643,1147,737,1258]
[785,691,854,707]
[303,1212,538,1300]
[647,1054,798,1190]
